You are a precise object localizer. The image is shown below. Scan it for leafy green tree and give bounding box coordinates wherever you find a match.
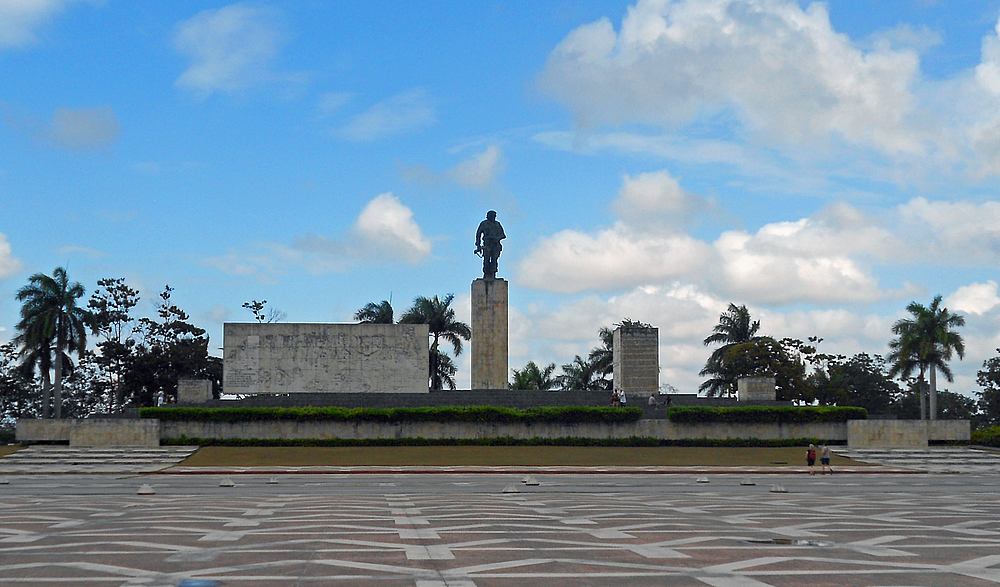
[557,355,604,391]
[0,342,38,425]
[88,278,140,410]
[699,303,765,397]
[887,296,965,420]
[354,300,394,324]
[399,294,471,390]
[720,338,808,402]
[511,361,557,390]
[892,384,977,421]
[14,267,94,419]
[123,286,221,405]
[977,349,1000,427]
[811,353,901,415]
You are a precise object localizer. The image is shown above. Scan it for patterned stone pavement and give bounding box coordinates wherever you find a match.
[834,447,1000,473]
[1,473,1000,586]
[0,446,199,474]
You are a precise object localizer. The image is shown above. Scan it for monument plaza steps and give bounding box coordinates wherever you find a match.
[0,445,198,474]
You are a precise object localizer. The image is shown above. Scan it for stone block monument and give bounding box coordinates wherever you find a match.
[737,376,776,401]
[471,278,508,389]
[224,323,430,394]
[178,379,213,404]
[613,325,659,394]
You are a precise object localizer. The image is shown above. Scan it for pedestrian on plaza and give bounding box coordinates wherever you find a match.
[611,389,620,407]
[806,443,817,475]
[648,393,661,408]
[156,390,165,407]
[619,390,627,406]
[819,443,833,475]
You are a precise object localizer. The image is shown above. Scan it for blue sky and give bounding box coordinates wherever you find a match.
[3,0,1000,394]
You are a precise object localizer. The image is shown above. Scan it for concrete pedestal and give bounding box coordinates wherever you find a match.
[472,278,508,390]
[613,326,659,394]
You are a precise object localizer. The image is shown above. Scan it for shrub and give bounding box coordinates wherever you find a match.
[141,405,644,424]
[972,425,1000,447]
[665,406,867,424]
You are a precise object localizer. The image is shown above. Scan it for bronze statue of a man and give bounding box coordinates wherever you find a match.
[475,210,505,279]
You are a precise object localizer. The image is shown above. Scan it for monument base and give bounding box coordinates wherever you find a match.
[471,278,508,390]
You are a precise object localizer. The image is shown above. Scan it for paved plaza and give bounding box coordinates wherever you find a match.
[1,472,1000,586]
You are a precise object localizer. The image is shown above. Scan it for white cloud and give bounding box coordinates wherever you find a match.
[205,193,432,281]
[946,281,1000,316]
[47,107,120,150]
[613,169,709,229]
[351,192,432,262]
[173,3,288,98]
[4,104,121,151]
[895,198,1000,264]
[0,233,22,279]
[0,0,95,48]
[448,145,505,190]
[539,0,925,154]
[340,89,435,141]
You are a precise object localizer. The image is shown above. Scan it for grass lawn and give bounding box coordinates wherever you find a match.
[179,446,868,468]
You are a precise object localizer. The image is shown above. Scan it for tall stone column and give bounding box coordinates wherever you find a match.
[471,278,508,389]
[613,326,659,394]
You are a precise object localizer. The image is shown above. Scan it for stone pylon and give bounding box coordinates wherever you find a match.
[471,278,508,389]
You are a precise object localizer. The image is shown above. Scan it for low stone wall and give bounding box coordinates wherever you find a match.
[847,419,971,448]
[160,419,846,442]
[17,419,160,447]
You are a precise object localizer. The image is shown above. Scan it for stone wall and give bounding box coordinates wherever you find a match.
[848,419,971,447]
[224,322,430,394]
[160,419,846,442]
[17,419,160,447]
[737,377,776,402]
[613,326,659,394]
[178,379,213,403]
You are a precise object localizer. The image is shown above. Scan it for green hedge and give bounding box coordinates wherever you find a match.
[972,426,1000,447]
[665,406,867,424]
[141,405,644,424]
[162,435,836,448]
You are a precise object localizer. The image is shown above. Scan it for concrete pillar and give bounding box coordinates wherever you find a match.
[737,376,776,401]
[178,379,213,404]
[613,326,659,394]
[472,278,508,389]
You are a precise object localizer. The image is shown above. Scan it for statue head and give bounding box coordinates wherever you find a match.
[486,210,497,221]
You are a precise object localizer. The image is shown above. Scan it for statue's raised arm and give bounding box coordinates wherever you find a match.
[475,210,505,280]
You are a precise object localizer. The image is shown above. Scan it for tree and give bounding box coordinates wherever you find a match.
[89,278,140,410]
[720,338,808,402]
[887,296,965,420]
[0,342,38,425]
[511,361,557,390]
[123,286,221,406]
[399,294,471,390]
[811,353,901,415]
[354,300,394,324]
[977,349,1000,427]
[588,327,614,385]
[892,384,977,421]
[14,267,94,419]
[242,299,286,323]
[557,355,603,391]
[699,303,765,396]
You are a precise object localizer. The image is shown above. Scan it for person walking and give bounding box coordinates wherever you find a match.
[819,443,833,475]
[806,444,817,475]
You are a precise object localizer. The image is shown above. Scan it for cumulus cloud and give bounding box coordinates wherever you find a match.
[4,104,121,151]
[448,145,505,190]
[173,3,288,98]
[613,169,710,229]
[946,281,1000,316]
[895,198,1000,264]
[0,233,22,279]
[340,89,435,141]
[204,193,431,281]
[401,144,506,191]
[539,0,926,154]
[0,0,95,48]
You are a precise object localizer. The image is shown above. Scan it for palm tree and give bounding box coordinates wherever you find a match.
[699,303,764,397]
[14,268,93,419]
[354,300,394,324]
[511,361,557,390]
[588,327,614,384]
[888,296,965,420]
[557,355,602,391]
[399,294,471,390]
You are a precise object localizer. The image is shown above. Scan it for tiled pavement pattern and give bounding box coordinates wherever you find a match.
[2,473,1000,586]
[0,446,199,474]
[834,447,1000,473]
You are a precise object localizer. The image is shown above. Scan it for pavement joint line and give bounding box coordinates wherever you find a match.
[150,466,926,475]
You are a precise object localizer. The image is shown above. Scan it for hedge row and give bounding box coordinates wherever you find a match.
[665,406,867,424]
[972,426,1000,447]
[141,405,644,424]
[162,435,837,448]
